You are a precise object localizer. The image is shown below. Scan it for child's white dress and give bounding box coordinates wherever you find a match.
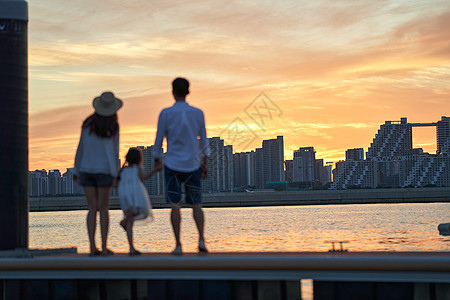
[119,165,153,222]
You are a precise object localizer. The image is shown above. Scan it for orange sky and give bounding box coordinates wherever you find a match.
[28,0,450,171]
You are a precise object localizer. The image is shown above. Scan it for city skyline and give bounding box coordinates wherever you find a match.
[29,115,450,196]
[29,114,446,174]
[28,1,450,171]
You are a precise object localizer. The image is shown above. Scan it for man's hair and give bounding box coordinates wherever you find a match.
[172,77,190,97]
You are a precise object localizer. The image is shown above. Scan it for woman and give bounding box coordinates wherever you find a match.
[74,91,122,256]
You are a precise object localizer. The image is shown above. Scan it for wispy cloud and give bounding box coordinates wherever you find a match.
[27,0,450,170]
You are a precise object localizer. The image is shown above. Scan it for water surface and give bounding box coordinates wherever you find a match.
[29,203,450,253]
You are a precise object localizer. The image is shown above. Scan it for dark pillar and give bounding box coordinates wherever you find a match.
[0,0,29,250]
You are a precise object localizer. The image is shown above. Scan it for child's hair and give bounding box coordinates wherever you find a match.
[125,147,143,166]
[118,147,143,181]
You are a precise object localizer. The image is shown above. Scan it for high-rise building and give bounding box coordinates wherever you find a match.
[262,136,285,184]
[293,147,315,183]
[332,117,450,189]
[366,118,412,160]
[314,158,331,184]
[437,116,450,155]
[224,145,234,191]
[62,168,83,195]
[48,170,62,195]
[138,146,164,195]
[233,151,256,188]
[324,164,333,184]
[331,160,377,189]
[29,169,48,197]
[255,148,264,189]
[285,160,293,183]
[346,148,364,161]
[203,137,233,192]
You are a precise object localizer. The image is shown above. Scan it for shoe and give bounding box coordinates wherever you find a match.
[89,249,101,257]
[171,245,183,256]
[101,249,114,256]
[129,250,142,256]
[198,240,208,253]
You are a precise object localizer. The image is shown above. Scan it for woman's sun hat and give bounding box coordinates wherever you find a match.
[93,91,123,116]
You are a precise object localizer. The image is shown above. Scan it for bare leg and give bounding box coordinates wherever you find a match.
[170,203,182,247]
[126,214,136,253]
[98,187,112,255]
[193,204,208,253]
[84,186,99,255]
[192,204,205,241]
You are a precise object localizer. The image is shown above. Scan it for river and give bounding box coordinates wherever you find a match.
[29,202,450,254]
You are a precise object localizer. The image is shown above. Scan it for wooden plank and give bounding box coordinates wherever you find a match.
[202,280,232,300]
[335,282,375,300]
[413,283,431,300]
[231,280,253,300]
[313,281,335,300]
[77,279,100,300]
[167,280,201,300]
[147,280,167,300]
[22,279,50,300]
[375,282,413,300]
[435,283,450,300]
[104,280,131,300]
[135,280,148,300]
[3,280,21,300]
[285,280,301,300]
[257,280,282,300]
[51,280,78,300]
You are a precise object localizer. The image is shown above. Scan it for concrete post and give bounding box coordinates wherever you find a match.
[0,0,29,250]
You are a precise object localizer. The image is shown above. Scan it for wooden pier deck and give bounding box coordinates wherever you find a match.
[0,251,449,299]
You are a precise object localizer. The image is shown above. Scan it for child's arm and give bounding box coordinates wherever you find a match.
[139,166,159,181]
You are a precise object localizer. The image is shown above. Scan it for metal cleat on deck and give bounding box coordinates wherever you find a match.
[325,240,349,252]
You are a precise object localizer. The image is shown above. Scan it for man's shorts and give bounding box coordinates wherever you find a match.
[164,166,202,205]
[79,172,113,187]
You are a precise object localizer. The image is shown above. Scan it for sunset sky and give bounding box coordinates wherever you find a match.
[28,0,450,172]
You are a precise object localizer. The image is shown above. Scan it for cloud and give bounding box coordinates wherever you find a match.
[27,0,450,170]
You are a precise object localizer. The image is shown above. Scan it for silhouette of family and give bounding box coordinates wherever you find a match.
[73,78,210,256]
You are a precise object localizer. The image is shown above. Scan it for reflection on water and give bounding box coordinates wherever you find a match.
[30,203,450,254]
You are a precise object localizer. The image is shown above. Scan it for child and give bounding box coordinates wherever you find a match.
[118,147,157,256]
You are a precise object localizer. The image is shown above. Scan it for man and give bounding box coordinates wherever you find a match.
[153,77,210,255]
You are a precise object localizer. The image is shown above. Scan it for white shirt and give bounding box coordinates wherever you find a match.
[74,128,120,176]
[153,101,210,172]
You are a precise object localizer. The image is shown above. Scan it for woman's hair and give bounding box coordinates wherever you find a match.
[125,147,143,166]
[82,113,119,138]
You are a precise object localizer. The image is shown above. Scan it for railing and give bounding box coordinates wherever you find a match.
[1,252,449,299]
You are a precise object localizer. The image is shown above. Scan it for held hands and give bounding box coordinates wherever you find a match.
[140,158,163,181]
[154,158,163,172]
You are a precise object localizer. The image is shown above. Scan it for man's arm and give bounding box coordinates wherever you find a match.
[153,110,165,160]
[201,156,208,179]
[199,111,210,178]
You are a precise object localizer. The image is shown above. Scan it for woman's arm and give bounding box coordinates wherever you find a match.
[73,128,85,180]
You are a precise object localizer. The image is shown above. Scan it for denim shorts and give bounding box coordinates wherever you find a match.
[79,172,113,187]
[164,166,202,205]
